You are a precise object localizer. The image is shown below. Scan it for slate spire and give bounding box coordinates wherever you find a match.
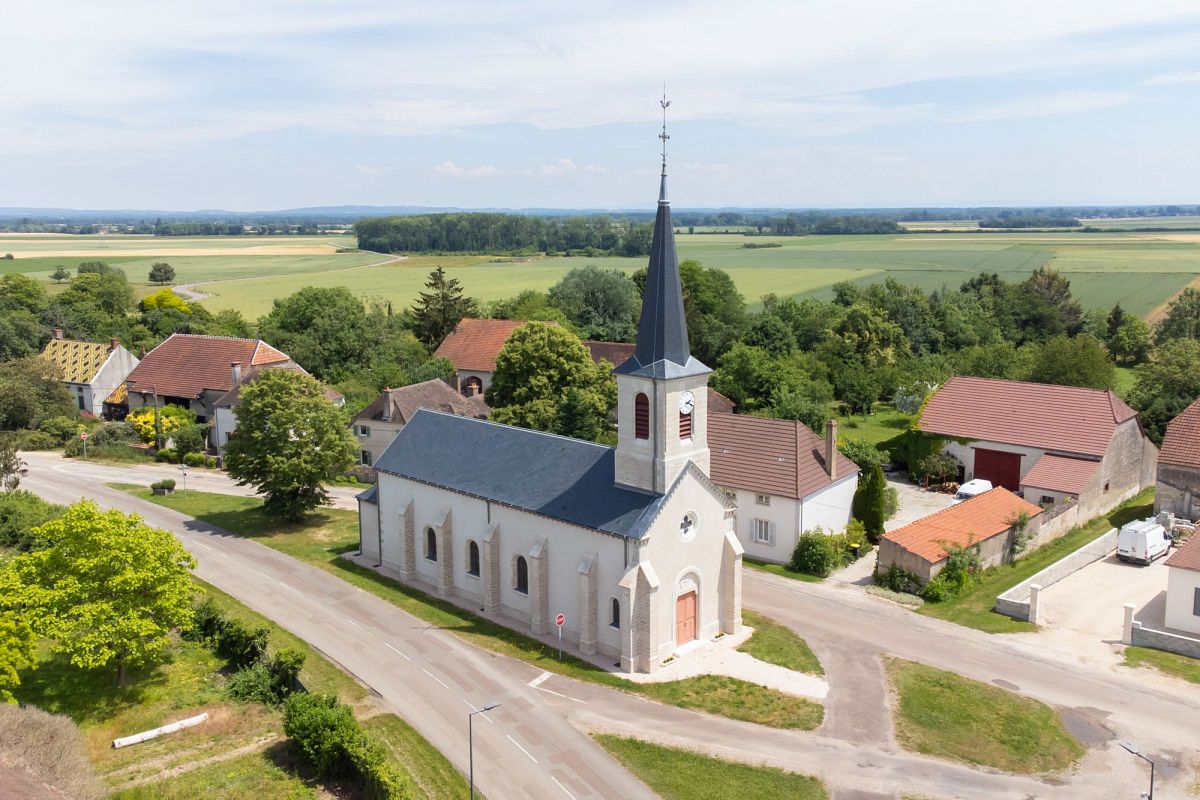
[617,95,708,378]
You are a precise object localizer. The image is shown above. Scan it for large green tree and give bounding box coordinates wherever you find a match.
[0,615,35,703]
[486,323,615,440]
[547,266,638,341]
[1,501,196,685]
[1128,338,1200,443]
[258,287,378,382]
[0,357,75,431]
[1108,315,1152,365]
[224,369,358,520]
[411,267,477,348]
[1026,334,1114,390]
[148,262,176,285]
[1154,287,1200,345]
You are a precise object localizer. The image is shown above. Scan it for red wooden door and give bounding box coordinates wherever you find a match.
[973,448,1022,491]
[675,591,697,645]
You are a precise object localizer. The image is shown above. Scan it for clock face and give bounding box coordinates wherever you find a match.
[679,391,695,415]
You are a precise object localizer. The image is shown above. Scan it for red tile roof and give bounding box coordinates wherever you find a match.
[353,379,489,425]
[1160,397,1200,469]
[919,376,1139,458]
[708,412,858,500]
[126,334,291,399]
[583,340,636,368]
[212,363,342,408]
[707,388,736,415]
[883,487,1043,564]
[1019,453,1100,495]
[434,318,532,372]
[1166,534,1200,572]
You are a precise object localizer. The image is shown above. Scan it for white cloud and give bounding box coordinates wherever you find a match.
[539,158,605,176]
[356,164,387,176]
[958,90,1133,122]
[431,161,501,178]
[1143,70,1200,85]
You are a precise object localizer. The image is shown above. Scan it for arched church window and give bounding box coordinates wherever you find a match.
[467,540,480,577]
[425,527,437,561]
[610,597,620,629]
[515,556,529,594]
[463,376,482,397]
[634,393,649,439]
[679,512,697,542]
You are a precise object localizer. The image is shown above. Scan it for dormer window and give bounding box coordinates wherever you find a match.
[635,393,649,439]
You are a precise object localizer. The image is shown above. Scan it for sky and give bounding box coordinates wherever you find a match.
[3,0,1200,211]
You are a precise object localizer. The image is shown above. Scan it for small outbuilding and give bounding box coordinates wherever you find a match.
[878,487,1043,584]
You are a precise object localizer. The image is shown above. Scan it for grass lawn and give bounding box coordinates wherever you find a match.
[361,714,472,800]
[743,557,822,583]
[836,404,913,446]
[917,489,1154,633]
[885,658,1085,774]
[108,742,329,800]
[1113,366,1138,398]
[120,485,823,730]
[737,610,823,675]
[1122,646,1200,685]
[594,735,827,800]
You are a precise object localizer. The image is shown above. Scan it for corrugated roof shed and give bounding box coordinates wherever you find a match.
[1020,453,1100,495]
[708,412,857,500]
[883,487,1043,564]
[918,375,1138,458]
[1160,397,1200,470]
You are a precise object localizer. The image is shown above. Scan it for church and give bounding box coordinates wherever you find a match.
[356,133,743,674]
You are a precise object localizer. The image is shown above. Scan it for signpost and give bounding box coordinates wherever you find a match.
[178,463,188,493]
[80,431,88,460]
[555,613,565,659]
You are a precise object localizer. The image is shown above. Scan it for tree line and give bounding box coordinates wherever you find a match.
[354,213,654,256]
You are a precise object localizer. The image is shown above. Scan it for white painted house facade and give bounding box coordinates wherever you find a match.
[357,163,743,673]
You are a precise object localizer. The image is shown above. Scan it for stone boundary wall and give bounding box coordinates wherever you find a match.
[1025,498,1080,549]
[994,527,1118,621]
[1131,623,1200,659]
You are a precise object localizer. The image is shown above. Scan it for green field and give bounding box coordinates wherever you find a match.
[5,230,1200,319]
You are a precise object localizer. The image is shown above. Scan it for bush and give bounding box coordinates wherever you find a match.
[876,564,921,595]
[37,415,80,444]
[183,451,205,467]
[838,439,887,468]
[920,543,982,602]
[347,733,409,800]
[173,424,206,459]
[215,618,270,668]
[283,693,360,776]
[788,529,844,577]
[127,403,195,444]
[227,663,276,704]
[155,448,178,463]
[852,463,887,543]
[0,490,63,551]
[884,486,899,520]
[62,436,84,457]
[205,456,218,468]
[90,422,138,447]
[8,431,56,451]
[913,452,958,484]
[187,597,226,641]
[161,478,176,490]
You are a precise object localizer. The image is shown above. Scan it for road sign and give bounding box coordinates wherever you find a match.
[555,613,565,659]
[80,432,88,440]
[555,613,565,627]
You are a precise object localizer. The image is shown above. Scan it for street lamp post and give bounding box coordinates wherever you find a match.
[468,702,500,800]
[1119,740,1155,799]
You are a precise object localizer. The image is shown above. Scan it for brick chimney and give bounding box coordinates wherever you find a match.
[825,419,838,480]
[53,327,63,340]
[380,388,392,422]
[230,361,242,387]
[110,337,120,351]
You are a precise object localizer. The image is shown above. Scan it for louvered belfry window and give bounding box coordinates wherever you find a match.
[679,410,693,439]
[635,393,650,439]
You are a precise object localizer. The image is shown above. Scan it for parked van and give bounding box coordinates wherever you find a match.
[953,479,993,503]
[1117,519,1170,565]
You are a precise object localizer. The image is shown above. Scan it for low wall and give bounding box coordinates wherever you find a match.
[994,527,1118,621]
[1131,623,1200,659]
[1025,498,1080,549]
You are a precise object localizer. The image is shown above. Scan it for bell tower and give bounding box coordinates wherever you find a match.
[614,95,711,494]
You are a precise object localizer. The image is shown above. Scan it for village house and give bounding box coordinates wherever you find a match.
[125,334,297,424]
[878,487,1044,584]
[212,362,344,455]
[40,329,139,418]
[708,414,859,563]
[349,379,488,468]
[918,376,1157,517]
[1165,534,1200,636]
[1155,397,1200,519]
[356,160,743,673]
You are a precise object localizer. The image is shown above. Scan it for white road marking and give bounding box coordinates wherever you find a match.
[190,540,212,551]
[528,671,552,688]
[422,668,450,690]
[506,734,538,764]
[461,700,494,723]
[533,685,587,704]
[343,617,365,630]
[278,581,301,593]
[251,569,274,581]
[383,641,411,661]
[551,776,577,800]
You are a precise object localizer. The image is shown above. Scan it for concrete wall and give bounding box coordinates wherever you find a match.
[1130,621,1200,659]
[1156,464,1200,518]
[994,527,1118,620]
[1165,565,1200,635]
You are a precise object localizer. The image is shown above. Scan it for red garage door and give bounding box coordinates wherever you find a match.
[973,448,1022,491]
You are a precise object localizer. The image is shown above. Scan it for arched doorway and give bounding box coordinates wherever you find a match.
[462,376,483,397]
[675,574,699,646]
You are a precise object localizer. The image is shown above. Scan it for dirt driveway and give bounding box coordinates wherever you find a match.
[885,476,956,531]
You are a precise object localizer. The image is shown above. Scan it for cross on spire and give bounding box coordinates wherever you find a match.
[659,90,670,177]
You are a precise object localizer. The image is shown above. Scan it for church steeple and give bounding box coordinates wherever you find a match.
[614,95,711,494]
[617,93,709,380]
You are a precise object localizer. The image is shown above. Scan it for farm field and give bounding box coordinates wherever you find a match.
[4,230,1200,319]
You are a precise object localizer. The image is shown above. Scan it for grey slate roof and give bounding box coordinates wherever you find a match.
[357,484,379,504]
[374,409,667,538]
[616,173,709,380]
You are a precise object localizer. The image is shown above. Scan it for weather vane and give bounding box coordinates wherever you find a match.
[659,88,671,176]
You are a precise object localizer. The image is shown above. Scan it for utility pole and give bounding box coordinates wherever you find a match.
[468,702,501,800]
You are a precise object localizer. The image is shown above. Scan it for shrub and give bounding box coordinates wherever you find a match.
[913,452,958,484]
[90,422,138,447]
[9,431,56,451]
[155,448,178,463]
[0,490,63,551]
[347,733,409,800]
[127,404,194,444]
[183,451,205,467]
[187,597,226,641]
[205,456,218,468]
[876,564,921,595]
[788,529,843,577]
[852,463,887,542]
[283,693,360,776]
[62,436,84,457]
[884,485,899,520]
[920,543,982,602]
[173,424,206,459]
[37,416,81,444]
[227,663,276,704]
[161,478,175,490]
[267,648,306,698]
[839,439,887,468]
[216,618,270,668]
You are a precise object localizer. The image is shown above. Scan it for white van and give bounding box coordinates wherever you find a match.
[953,479,993,503]
[1117,519,1170,565]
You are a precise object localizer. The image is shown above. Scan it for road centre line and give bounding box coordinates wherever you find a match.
[383,641,411,661]
[551,776,578,800]
[506,734,538,764]
[422,667,450,690]
[461,699,494,723]
[343,617,365,630]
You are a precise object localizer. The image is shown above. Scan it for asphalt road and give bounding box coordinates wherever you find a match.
[19,454,1200,798]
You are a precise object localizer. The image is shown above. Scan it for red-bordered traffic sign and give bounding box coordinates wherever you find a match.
[80,432,88,440]
[555,613,565,627]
